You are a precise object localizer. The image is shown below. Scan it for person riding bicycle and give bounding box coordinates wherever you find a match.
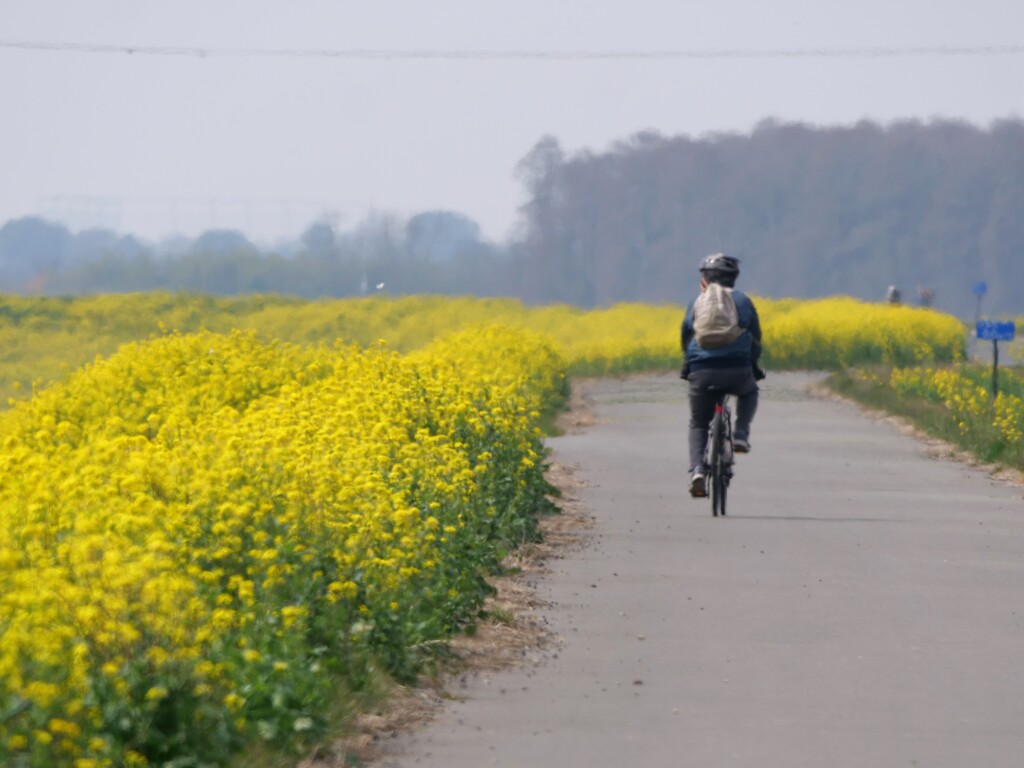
[681,253,765,498]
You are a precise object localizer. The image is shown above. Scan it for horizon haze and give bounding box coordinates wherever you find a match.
[2,0,1023,244]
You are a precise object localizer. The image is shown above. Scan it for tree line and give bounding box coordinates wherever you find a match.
[1,117,1021,318]
[0,211,513,300]
[511,118,1023,318]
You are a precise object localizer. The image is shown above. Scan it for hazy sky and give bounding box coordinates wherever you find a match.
[2,0,1022,245]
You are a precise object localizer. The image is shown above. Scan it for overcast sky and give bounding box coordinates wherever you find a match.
[2,0,1022,245]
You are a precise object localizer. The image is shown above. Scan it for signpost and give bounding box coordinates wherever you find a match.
[976,320,1016,399]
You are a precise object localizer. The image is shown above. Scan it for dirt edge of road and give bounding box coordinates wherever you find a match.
[299,383,599,767]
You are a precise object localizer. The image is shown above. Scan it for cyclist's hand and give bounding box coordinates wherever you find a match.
[754,365,767,381]
[680,362,690,380]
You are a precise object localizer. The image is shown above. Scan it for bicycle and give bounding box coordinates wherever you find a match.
[704,393,734,517]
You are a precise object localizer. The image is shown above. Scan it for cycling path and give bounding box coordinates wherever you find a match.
[379,372,1024,767]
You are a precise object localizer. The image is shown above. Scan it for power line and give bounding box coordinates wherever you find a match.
[1,39,1023,60]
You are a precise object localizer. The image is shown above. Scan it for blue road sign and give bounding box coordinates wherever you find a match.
[976,321,1015,341]
[974,281,988,297]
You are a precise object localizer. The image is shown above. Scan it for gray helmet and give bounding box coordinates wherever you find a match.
[699,253,740,284]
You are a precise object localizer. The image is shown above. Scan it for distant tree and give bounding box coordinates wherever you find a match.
[117,234,149,260]
[69,228,119,264]
[513,136,589,304]
[0,216,72,289]
[406,211,481,262]
[977,120,1024,317]
[192,229,257,256]
[300,221,337,259]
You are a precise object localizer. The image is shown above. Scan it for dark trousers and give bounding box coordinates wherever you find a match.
[687,367,759,472]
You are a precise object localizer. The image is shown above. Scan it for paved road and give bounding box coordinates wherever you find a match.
[381,372,1024,767]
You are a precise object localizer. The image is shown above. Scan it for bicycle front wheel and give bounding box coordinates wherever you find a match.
[712,450,727,516]
[708,411,726,517]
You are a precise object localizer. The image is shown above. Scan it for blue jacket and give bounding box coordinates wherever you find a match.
[681,288,762,371]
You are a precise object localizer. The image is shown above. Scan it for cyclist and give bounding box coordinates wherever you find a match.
[680,253,765,498]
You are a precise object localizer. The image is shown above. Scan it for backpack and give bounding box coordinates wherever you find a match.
[693,283,742,349]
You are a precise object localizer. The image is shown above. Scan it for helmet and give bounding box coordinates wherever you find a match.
[699,253,740,285]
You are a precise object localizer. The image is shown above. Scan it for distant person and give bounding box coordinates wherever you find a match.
[887,285,902,305]
[680,254,765,498]
[917,286,935,308]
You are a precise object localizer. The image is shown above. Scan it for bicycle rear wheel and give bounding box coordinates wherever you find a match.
[708,411,727,517]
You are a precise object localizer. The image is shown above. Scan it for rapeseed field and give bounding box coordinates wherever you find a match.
[0,293,966,406]
[0,324,563,766]
[0,292,973,765]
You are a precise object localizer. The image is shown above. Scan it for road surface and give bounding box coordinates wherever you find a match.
[380,372,1024,767]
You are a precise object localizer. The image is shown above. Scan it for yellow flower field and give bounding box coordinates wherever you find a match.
[0,291,972,766]
[0,325,565,766]
[0,293,966,406]
[759,297,965,369]
[889,365,1024,447]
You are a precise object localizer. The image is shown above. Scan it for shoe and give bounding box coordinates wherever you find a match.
[689,472,707,498]
[733,437,751,454]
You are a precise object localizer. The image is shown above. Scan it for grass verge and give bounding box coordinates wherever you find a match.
[826,367,1024,474]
